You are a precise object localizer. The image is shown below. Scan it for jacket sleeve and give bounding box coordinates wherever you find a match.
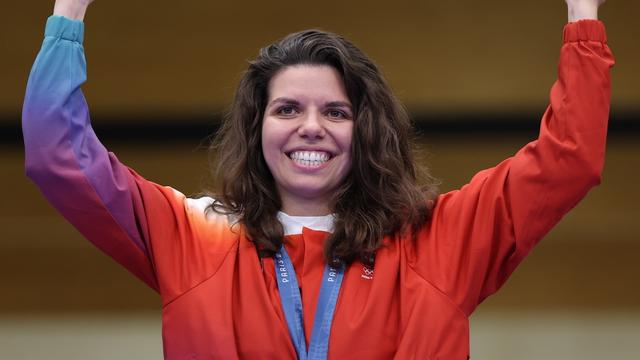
[407,20,615,316]
[22,15,235,301]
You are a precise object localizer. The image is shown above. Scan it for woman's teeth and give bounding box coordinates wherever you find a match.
[289,151,331,167]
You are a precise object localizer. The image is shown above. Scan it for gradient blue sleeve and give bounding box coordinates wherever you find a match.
[22,15,159,290]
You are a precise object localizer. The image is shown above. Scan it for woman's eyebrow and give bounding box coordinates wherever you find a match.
[267,98,352,110]
[267,97,300,108]
[325,101,352,109]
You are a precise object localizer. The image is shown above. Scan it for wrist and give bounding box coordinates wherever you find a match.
[53,0,91,20]
[568,2,599,22]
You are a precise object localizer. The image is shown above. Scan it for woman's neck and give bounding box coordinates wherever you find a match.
[279,197,331,216]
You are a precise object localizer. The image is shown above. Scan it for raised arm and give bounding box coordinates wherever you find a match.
[23,0,162,289]
[23,1,237,301]
[408,0,614,315]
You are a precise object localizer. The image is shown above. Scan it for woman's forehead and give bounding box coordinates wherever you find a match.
[267,65,350,105]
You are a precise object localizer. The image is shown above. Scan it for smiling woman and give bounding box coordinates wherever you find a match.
[261,65,355,216]
[22,0,614,359]
[211,30,434,268]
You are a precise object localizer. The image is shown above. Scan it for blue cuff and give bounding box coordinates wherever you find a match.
[45,15,84,44]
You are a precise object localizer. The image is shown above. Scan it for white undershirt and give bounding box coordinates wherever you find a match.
[186,196,335,236]
[277,211,335,235]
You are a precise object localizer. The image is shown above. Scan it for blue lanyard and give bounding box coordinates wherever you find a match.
[274,246,344,360]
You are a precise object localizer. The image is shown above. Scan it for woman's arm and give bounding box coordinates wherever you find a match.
[408,1,614,315]
[53,0,93,20]
[566,0,605,22]
[23,3,237,302]
[22,8,161,290]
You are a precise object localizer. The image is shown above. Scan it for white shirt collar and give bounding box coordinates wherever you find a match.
[277,211,335,235]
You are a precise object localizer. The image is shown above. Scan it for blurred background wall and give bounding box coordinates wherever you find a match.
[1,0,638,359]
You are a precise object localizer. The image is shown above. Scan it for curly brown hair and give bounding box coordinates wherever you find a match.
[208,29,438,267]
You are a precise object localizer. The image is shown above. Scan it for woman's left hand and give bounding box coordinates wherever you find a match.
[565,0,607,22]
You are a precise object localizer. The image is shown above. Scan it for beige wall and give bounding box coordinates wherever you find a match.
[3,0,640,120]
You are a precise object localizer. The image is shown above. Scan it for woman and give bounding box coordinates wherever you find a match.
[22,0,613,358]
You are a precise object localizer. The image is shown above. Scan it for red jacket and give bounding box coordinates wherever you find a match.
[23,16,614,359]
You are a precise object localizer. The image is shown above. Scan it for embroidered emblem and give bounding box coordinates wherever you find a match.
[361,265,374,280]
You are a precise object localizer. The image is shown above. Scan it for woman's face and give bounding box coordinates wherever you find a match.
[261,65,353,216]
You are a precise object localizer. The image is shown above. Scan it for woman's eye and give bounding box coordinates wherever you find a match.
[276,106,298,116]
[327,110,347,119]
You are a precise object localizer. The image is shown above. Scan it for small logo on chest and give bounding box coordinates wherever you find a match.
[361,265,374,280]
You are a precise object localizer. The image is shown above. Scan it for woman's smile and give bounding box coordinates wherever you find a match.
[288,150,331,166]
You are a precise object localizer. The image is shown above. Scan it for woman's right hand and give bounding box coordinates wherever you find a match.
[53,0,95,20]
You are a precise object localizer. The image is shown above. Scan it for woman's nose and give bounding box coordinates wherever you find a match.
[297,111,326,139]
